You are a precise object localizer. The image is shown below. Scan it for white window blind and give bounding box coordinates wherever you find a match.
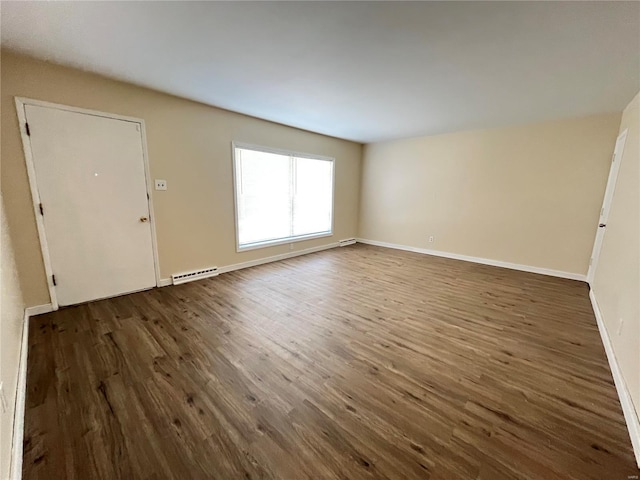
[233,144,334,250]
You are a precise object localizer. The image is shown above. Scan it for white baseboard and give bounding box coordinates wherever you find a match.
[589,289,640,467]
[163,243,341,286]
[9,311,30,480]
[24,304,53,317]
[218,242,340,275]
[356,238,586,281]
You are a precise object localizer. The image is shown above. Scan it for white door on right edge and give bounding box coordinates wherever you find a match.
[587,129,628,284]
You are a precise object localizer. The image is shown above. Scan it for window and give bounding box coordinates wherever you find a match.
[233,143,334,251]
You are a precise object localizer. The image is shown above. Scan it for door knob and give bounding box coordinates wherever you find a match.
[140,216,149,223]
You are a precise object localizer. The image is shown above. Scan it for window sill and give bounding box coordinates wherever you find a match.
[237,231,333,253]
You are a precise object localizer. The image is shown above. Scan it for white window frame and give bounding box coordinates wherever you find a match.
[231,141,335,252]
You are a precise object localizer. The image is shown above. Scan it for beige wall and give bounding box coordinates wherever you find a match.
[358,114,621,275]
[1,51,362,307]
[0,194,26,479]
[592,92,639,414]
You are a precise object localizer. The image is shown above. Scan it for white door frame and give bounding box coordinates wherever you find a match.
[15,97,161,310]
[586,128,628,285]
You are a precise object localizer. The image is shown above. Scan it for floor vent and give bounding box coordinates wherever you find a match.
[171,267,219,285]
[339,238,356,247]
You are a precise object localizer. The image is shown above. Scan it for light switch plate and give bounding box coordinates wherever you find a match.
[155,179,167,191]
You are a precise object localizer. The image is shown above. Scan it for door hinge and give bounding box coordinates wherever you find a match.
[52,274,57,286]
[25,122,30,136]
[39,203,44,215]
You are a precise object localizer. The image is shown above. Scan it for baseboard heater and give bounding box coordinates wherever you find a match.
[171,266,219,285]
[339,238,356,247]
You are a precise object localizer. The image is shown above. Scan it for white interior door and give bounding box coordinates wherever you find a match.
[24,104,157,306]
[587,129,628,284]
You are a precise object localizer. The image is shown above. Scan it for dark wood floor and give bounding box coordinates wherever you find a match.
[24,244,637,479]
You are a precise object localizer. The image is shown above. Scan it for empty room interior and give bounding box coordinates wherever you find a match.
[1,1,639,479]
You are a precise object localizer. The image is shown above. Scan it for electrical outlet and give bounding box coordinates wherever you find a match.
[617,318,624,335]
[0,382,6,414]
[289,243,294,251]
[428,236,434,243]
[155,179,167,191]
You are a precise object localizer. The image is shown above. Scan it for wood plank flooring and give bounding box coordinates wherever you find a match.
[23,244,638,479]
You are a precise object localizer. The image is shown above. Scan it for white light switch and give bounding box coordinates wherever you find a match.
[155,179,167,190]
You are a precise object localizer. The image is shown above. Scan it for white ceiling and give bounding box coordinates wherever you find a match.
[2,1,639,143]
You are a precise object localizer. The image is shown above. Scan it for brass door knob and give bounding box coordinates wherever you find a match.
[140,216,149,223]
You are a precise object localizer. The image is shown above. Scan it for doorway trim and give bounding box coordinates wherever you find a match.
[15,97,161,310]
[586,128,628,285]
